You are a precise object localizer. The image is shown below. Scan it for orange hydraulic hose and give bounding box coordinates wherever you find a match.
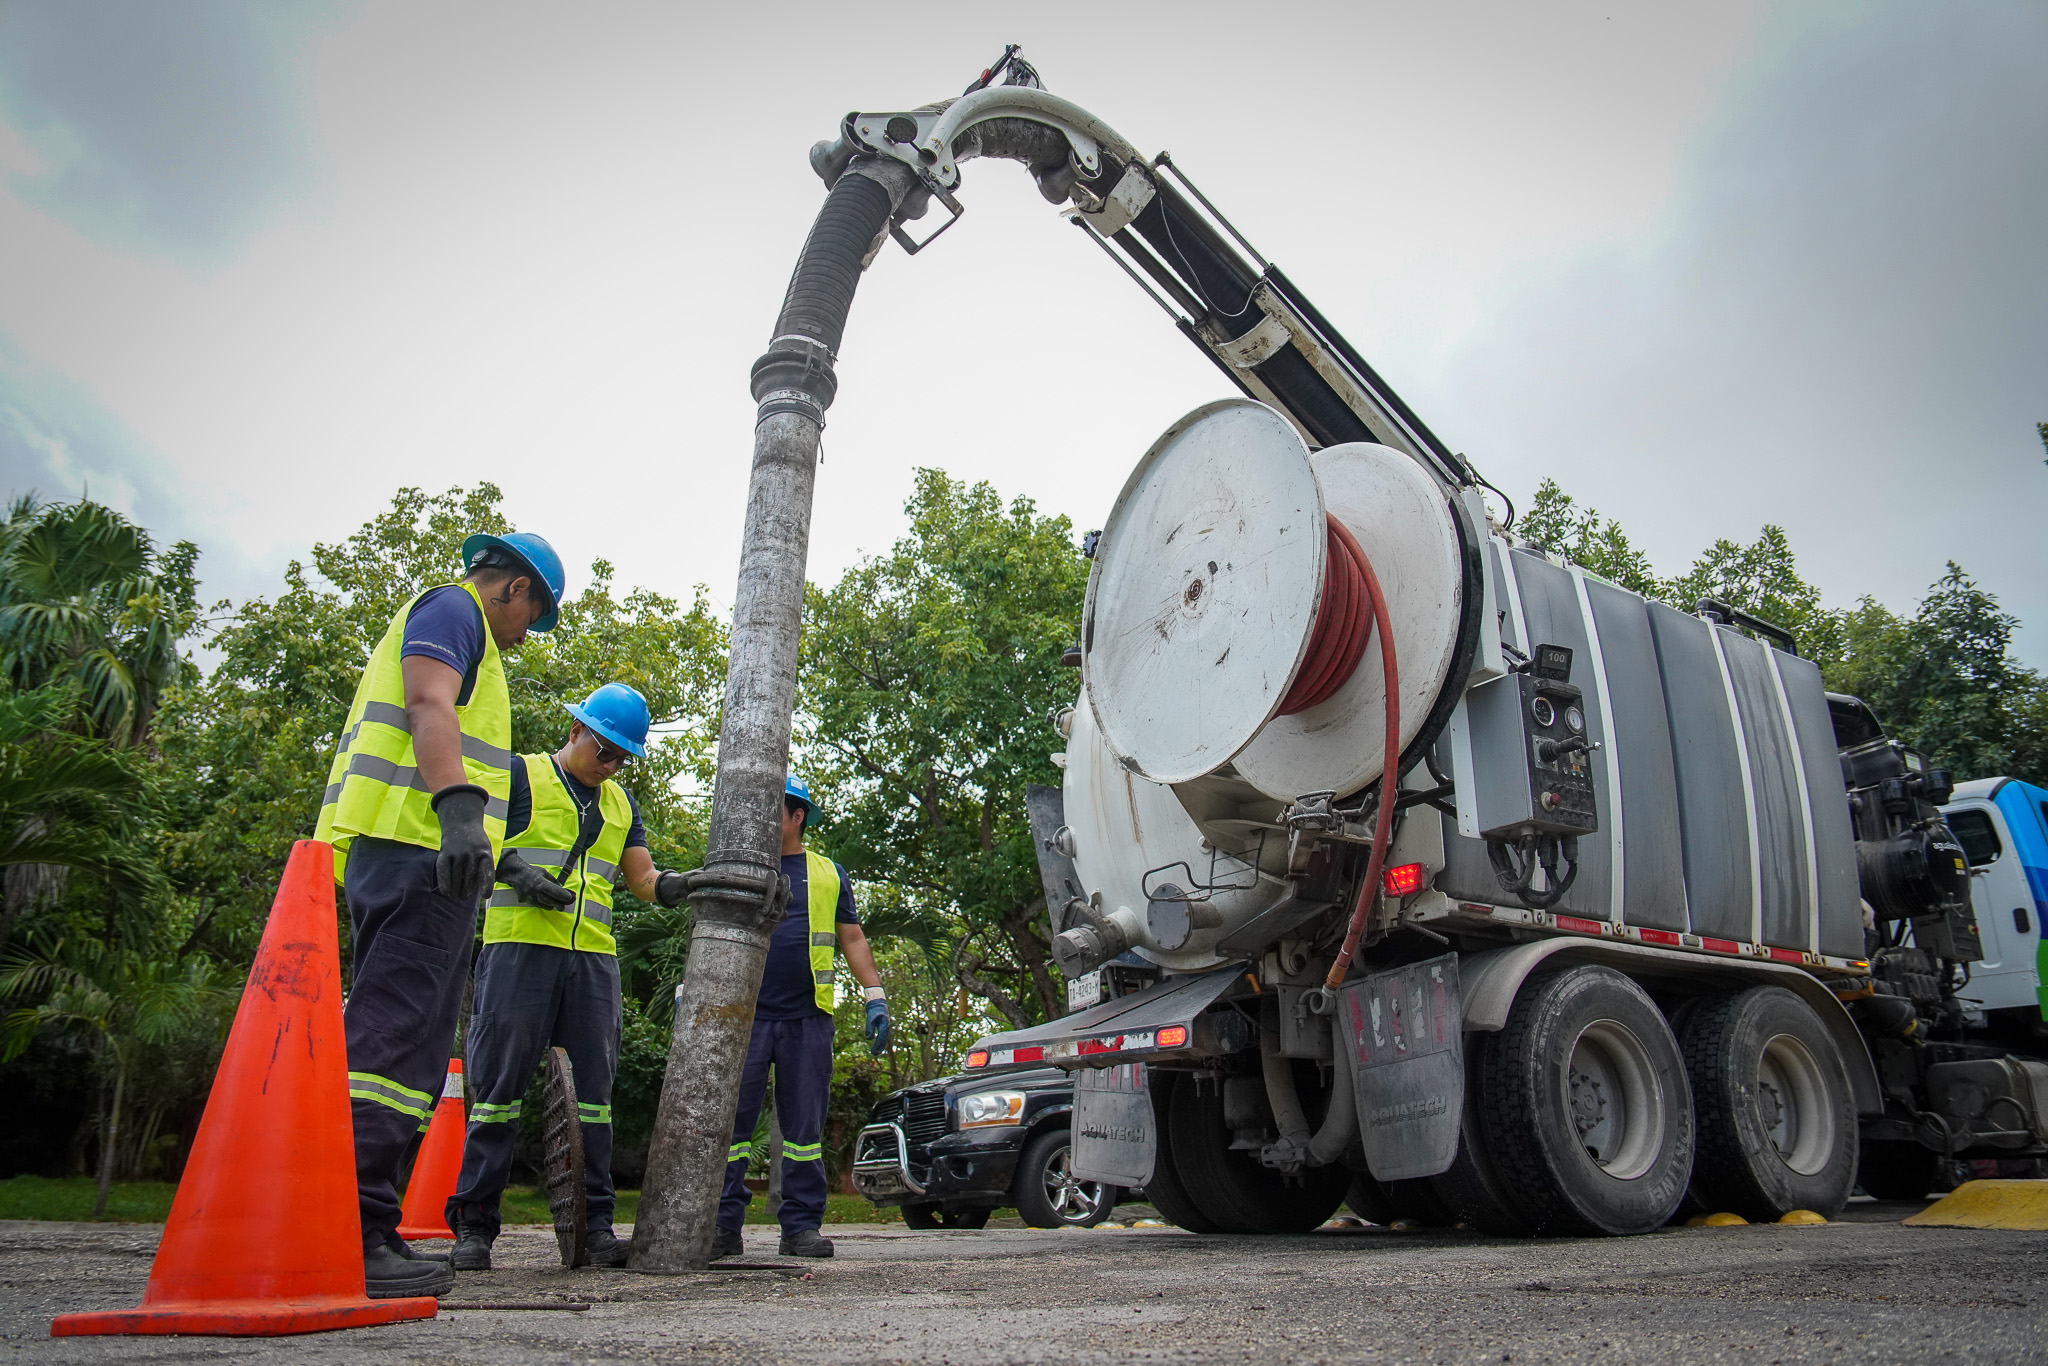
[1323,535,1400,993]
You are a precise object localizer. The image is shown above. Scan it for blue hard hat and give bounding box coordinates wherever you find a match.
[785,774,817,821]
[462,531,567,632]
[565,683,649,757]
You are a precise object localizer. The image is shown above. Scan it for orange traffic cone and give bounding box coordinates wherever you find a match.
[52,841,439,1336]
[396,1060,465,1241]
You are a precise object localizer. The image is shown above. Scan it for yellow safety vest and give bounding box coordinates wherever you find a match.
[487,755,632,955]
[804,850,841,1012]
[314,582,513,880]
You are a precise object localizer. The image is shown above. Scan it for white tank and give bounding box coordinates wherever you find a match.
[1062,397,1472,966]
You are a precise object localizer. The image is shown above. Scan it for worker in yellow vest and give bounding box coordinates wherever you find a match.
[314,530,565,1300]
[447,683,688,1271]
[712,775,888,1260]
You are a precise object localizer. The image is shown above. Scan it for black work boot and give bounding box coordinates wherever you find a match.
[779,1228,834,1259]
[365,1242,454,1299]
[451,1221,494,1272]
[396,1236,452,1265]
[709,1225,745,1260]
[584,1228,629,1268]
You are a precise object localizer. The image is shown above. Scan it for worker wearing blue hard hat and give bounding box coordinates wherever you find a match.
[712,772,889,1260]
[448,682,693,1271]
[315,528,565,1298]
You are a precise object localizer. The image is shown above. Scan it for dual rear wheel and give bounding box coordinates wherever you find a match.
[1434,967,1856,1234]
[1143,966,1857,1237]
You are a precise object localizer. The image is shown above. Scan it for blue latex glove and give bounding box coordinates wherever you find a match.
[864,997,891,1056]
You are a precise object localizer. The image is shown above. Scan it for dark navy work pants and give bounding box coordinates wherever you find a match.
[718,1014,833,1235]
[447,941,621,1238]
[343,836,474,1254]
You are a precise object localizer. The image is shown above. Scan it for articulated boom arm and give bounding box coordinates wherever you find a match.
[810,80,1471,489]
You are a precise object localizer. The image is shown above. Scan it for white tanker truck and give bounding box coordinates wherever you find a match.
[800,50,2048,1236]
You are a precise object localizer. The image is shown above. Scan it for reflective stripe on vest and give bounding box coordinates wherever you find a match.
[805,850,840,1012]
[313,583,512,879]
[485,755,632,954]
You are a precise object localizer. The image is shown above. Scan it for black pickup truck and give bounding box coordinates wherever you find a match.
[851,1067,1125,1228]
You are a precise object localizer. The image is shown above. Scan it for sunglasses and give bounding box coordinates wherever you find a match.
[587,732,632,766]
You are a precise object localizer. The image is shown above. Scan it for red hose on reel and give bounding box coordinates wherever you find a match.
[1315,521,1400,994]
[1278,516,1375,715]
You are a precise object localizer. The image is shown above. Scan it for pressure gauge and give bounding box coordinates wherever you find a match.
[1530,696,1555,728]
[1565,703,1585,734]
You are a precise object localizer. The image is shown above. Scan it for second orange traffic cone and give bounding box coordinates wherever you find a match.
[396,1060,466,1241]
[51,841,439,1337]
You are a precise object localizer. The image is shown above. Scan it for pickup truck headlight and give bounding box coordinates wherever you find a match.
[956,1089,1026,1128]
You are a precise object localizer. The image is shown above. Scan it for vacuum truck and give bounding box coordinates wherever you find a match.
[796,49,2048,1236]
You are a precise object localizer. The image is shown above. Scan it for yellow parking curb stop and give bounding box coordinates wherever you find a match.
[1685,1212,1748,1227]
[1901,1179,2048,1230]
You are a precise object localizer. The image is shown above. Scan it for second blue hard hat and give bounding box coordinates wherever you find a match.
[565,683,649,757]
[785,773,818,822]
[462,531,566,632]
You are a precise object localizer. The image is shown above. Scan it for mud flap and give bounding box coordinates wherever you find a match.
[1071,1062,1155,1187]
[1341,954,1463,1182]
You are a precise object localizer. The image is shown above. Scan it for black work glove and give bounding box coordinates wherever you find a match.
[498,848,575,908]
[656,870,689,908]
[430,783,495,904]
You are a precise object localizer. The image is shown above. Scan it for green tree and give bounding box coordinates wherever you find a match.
[0,497,196,952]
[0,688,163,957]
[800,470,1088,1030]
[0,496,198,747]
[0,936,233,1213]
[1516,478,1667,598]
[1820,565,2048,781]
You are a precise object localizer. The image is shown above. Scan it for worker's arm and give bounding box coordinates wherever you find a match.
[620,845,659,902]
[843,919,890,1055]
[401,655,469,790]
[838,920,883,990]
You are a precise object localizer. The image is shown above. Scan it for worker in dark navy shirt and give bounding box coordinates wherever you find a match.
[314,531,564,1299]
[712,776,888,1260]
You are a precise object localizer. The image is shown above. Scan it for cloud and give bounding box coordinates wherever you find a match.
[1441,2,2048,657]
[0,0,333,263]
[0,331,276,607]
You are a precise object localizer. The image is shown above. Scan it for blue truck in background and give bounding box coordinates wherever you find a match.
[1944,777,2048,1024]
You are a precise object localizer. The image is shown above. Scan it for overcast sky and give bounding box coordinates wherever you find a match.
[1,2,2043,666]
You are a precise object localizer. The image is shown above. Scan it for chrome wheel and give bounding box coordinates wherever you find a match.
[1757,1032,1836,1176]
[1043,1144,1106,1223]
[1566,1019,1666,1181]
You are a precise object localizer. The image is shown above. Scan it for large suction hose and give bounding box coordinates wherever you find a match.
[1259,1013,1359,1169]
[634,157,916,1272]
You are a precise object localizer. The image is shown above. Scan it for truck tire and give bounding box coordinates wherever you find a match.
[1679,986,1857,1221]
[1140,1071,1226,1234]
[1166,1071,1349,1233]
[1014,1127,1121,1228]
[1856,1141,1940,1202]
[1474,965,1695,1236]
[1344,1171,1397,1224]
[1428,1054,1537,1235]
[901,1202,991,1229]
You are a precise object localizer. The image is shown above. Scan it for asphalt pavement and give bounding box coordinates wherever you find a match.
[4,1200,2044,1364]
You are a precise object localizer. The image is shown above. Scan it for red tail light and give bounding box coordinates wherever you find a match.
[1383,863,1427,897]
[1156,1025,1188,1048]
[965,1050,989,1069]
